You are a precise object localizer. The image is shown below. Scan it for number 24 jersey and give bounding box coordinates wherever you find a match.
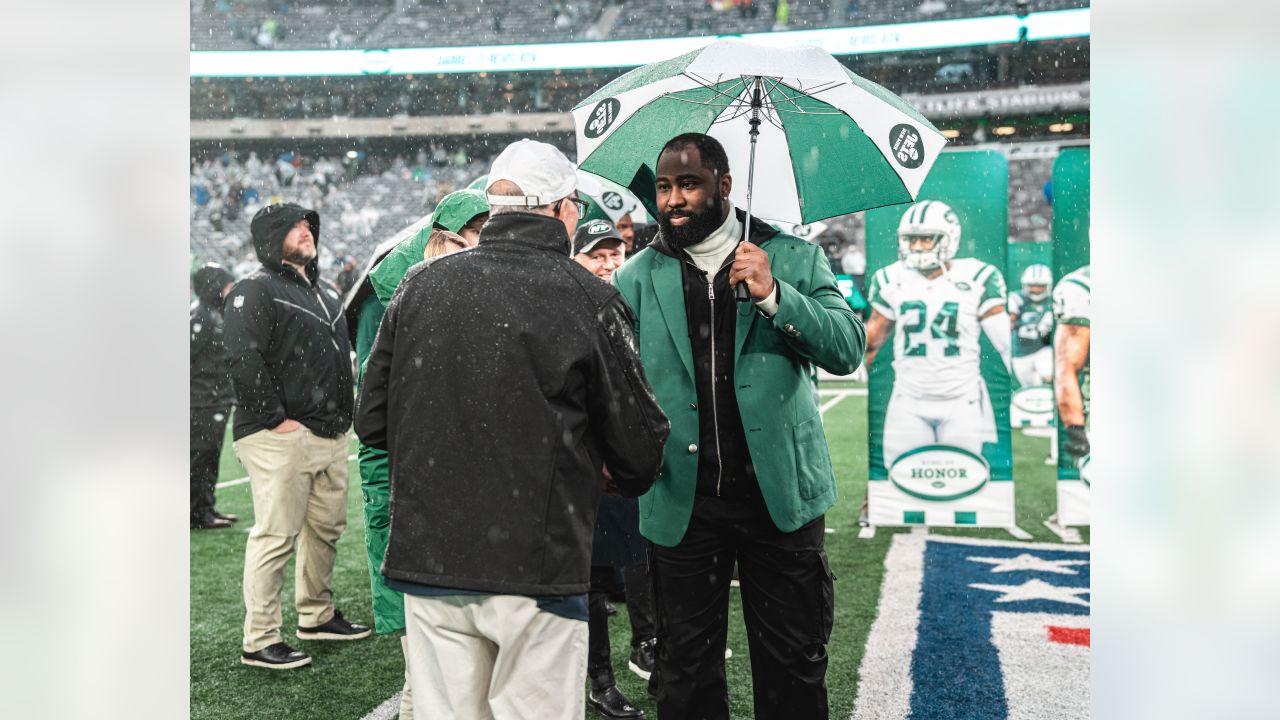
[869,257,1006,400]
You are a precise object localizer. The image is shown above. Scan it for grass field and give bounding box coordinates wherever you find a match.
[191,384,1085,719]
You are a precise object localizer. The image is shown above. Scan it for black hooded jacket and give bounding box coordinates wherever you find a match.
[355,212,670,596]
[190,263,235,409]
[222,203,354,440]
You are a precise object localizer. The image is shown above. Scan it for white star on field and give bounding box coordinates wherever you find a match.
[969,579,1091,607]
[967,553,1089,575]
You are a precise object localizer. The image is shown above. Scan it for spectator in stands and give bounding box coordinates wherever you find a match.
[334,254,359,295]
[190,262,239,530]
[224,203,372,671]
[355,139,669,720]
[611,133,865,720]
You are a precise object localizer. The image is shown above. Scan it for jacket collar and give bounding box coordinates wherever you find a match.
[649,208,780,261]
[479,211,572,256]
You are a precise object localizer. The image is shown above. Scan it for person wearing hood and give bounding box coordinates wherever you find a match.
[190,262,238,530]
[223,202,372,671]
[610,134,866,720]
[355,140,670,720]
[342,188,488,720]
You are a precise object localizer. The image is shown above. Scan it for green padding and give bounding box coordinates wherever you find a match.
[904,511,926,524]
[954,511,977,525]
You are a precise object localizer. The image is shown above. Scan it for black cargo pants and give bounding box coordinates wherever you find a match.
[649,495,834,720]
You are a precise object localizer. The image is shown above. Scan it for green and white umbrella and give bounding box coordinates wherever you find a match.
[571,38,945,227]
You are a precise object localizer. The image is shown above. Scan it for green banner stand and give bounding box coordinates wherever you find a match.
[1052,147,1091,526]
[864,150,1015,528]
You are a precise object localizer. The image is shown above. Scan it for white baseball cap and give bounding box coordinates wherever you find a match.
[487,139,589,208]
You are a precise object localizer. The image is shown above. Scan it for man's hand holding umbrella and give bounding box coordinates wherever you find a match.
[730,240,776,302]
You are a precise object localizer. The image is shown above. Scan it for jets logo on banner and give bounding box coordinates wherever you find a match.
[854,534,1090,720]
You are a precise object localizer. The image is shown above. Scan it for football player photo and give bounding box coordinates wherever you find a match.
[1008,263,1054,388]
[1054,263,1091,473]
[865,200,1012,467]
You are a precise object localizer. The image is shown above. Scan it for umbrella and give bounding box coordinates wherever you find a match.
[571,38,945,230]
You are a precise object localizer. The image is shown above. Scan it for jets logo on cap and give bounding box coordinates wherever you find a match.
[587,221,612,235]
[602,191,624,210]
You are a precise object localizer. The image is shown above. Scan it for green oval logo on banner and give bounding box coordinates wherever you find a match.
[585,98,622,139]
[888,444,990,501]
[889,123,925,169]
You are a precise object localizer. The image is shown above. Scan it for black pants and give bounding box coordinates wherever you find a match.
[624,563,656,643]
[650,495,833,720]
[588,563,657,689]
[190,406,229,525]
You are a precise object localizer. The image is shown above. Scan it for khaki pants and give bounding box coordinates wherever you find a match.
[404,593,588,720]
[234,426,349,652]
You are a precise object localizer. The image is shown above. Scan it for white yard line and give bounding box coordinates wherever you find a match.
[358,692,402,720]
[850,530,928,720]
[820,391,855,416]
[216,453,358,490]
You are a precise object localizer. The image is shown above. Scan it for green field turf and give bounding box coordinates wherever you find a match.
[191,386,1083,719]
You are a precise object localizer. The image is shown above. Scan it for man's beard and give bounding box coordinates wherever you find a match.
[282,247,315,266]
[659,195,726,249]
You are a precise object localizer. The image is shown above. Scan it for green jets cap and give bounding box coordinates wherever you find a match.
[431,188,489,234]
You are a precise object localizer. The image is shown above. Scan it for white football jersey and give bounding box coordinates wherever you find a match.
[1053,265,1091,326]
[869,257,1006,399]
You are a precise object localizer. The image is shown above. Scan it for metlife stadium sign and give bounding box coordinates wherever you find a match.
[190,8,1088,78]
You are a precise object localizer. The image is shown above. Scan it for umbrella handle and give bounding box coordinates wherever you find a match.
[737,77,764,304]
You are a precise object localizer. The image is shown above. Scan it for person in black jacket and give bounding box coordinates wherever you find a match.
[355,139,670,720]
[223,202,371,671]
[190,262,238,530]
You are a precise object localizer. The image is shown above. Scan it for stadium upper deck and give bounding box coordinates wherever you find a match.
[191,0,1089,51]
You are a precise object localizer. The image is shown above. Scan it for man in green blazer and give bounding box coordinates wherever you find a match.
[611,133,865,720]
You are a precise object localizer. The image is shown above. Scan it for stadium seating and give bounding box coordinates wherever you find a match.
[192,0,1091,51]
[190,154,490,276]
[191,151,1055,286]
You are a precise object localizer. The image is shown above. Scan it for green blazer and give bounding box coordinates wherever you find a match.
[612,227,866,547]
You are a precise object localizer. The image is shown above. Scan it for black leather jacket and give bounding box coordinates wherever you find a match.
[356,211,670,596]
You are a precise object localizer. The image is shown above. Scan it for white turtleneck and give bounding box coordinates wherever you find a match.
[681,202,779,316]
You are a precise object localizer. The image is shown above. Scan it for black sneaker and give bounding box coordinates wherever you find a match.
[241,642,311,670]
[297,609,372,641]
[588,684,645,719]
[214,511,240,523]
[628,637,656,681]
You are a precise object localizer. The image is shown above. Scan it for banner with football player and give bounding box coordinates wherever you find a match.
[1052,148,1091,525]
[1007,241,1056,427]
[864,151,1015,528]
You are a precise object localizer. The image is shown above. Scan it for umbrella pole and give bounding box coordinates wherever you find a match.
[737,75,764,303]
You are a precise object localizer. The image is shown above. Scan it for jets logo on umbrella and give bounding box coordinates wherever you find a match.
[601,191,624,211]
[890,123,925,169]
[584,98,621,139]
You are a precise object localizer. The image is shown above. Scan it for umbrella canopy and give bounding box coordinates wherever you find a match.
[572,39,945,225]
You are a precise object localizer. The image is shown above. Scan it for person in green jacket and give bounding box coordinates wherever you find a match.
[349,188,488,720]
[610,134,865,720]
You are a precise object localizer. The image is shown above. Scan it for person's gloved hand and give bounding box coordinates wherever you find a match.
[1063,425,1090,461]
